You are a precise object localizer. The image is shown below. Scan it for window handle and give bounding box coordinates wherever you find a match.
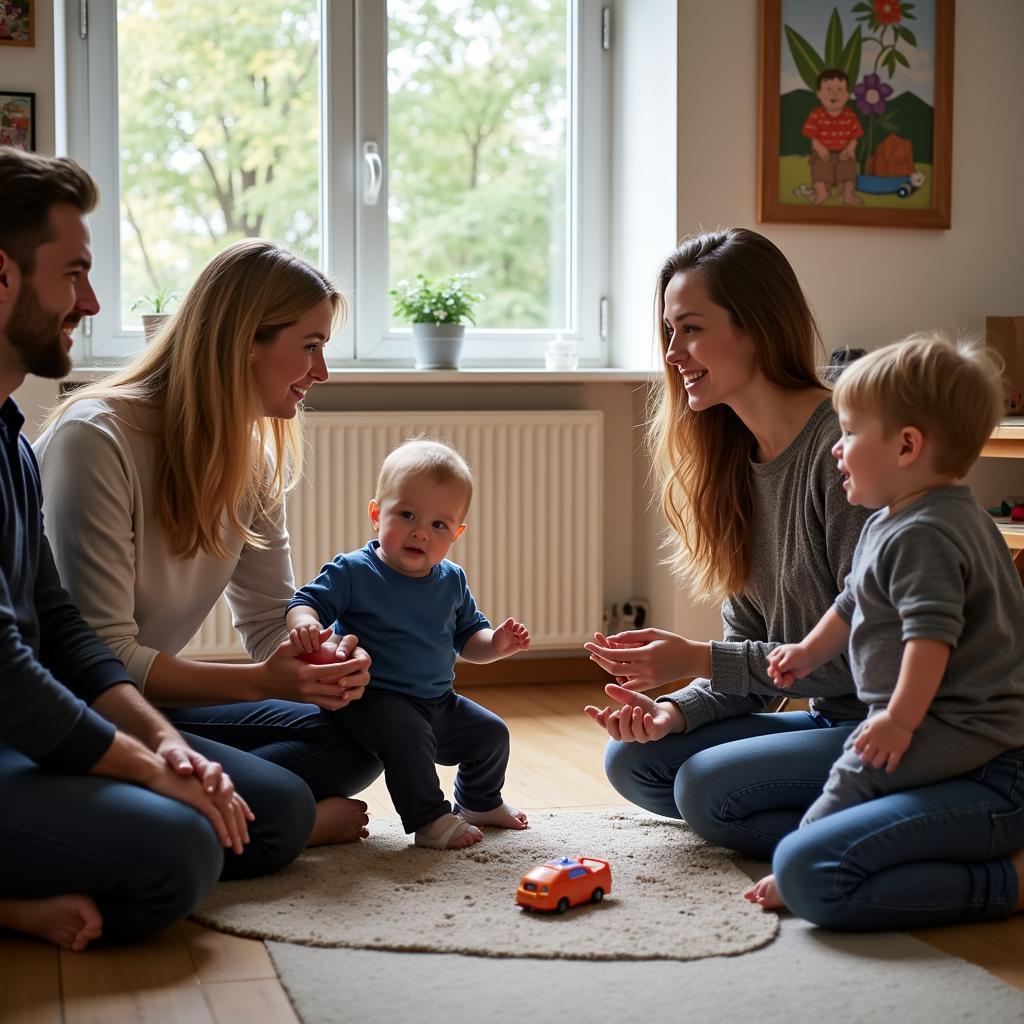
[363,142,383,205]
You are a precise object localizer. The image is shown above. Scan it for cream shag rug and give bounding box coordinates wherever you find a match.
[193,809,778,960]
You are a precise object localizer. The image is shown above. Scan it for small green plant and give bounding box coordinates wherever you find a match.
[389,273,484,326]
[130,285,179,314]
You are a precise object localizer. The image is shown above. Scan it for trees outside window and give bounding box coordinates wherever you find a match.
[67,0,608,364]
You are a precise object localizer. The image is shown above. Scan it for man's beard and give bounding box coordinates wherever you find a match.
[8,279,74,379]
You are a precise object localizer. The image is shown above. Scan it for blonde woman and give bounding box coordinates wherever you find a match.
[34,240,381,865]
[585,228,870,859]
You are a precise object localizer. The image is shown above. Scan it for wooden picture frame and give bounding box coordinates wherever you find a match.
[759,0,954,229]
[0,91,35,151]
[0,1,34,47]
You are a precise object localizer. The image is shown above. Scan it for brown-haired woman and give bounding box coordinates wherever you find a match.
[34,239,381,865]
[585,227,870,858]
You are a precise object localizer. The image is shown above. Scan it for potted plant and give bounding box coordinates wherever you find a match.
[131,286,179,343]
[389,272,484,370]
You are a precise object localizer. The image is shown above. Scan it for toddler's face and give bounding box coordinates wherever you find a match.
[817,77,850,114]
[369,472,469,577]
[832,406,903,509]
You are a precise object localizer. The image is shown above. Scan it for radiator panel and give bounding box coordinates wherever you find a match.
[181,411,603,657]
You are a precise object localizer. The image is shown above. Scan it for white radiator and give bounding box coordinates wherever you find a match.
[181,410,603,657]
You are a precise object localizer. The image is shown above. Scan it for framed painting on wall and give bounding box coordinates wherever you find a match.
[759,0,954,229]
[0,1,34,46]
[0,92,35,151]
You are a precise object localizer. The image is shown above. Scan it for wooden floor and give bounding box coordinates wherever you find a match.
[3,681,1022,1023]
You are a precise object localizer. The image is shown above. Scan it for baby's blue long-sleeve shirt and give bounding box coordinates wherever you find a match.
[288,540,490,699]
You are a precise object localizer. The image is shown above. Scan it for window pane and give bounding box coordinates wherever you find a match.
[387,0,570,331]
[116,0,321,328]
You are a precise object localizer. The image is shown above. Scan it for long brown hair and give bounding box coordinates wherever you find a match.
[647,228,824,600]
[47,240,345,559]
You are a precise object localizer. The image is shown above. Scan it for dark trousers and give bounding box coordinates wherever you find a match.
[164,698,383,802]
[0,732,315,945]
[335,689,511,833]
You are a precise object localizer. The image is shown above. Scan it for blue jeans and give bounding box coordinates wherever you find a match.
[774,749,1024,930]
[164,698,383,802]
[0,732,315,944]
[605,710,856,858]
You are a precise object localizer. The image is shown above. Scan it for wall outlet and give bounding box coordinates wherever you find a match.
[619,597,649,630]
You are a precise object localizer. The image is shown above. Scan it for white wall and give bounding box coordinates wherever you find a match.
[609,0,677,371]
[677,0,1024,348]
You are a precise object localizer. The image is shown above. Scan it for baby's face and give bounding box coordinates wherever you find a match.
[817,77,850,114]
[370,472,469,577]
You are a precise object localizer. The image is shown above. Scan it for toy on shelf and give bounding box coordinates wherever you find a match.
[986,497,1024,520]
[515,856,612,914]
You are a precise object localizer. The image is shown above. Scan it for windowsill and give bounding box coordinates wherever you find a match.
[66,365,658,385]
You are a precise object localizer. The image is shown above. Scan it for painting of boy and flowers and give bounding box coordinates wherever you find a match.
[760,0,953,228]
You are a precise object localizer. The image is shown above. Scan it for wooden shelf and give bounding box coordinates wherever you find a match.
[981,426,1024,578]
[981,420,1024,459]
[997,523,1024,551]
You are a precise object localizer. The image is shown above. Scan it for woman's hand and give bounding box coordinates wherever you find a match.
[583,629,709,691]
[259,635,371,711]
[584,683,685,743]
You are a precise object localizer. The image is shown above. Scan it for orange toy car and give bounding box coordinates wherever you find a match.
[516,856,612,913]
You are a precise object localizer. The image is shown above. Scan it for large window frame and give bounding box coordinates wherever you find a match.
[65,0,610,367]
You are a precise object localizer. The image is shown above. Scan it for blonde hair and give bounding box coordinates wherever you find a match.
[832,331,1004,478]
[47,239,345,558]
[647,228,825,601]
[375,438,474,517]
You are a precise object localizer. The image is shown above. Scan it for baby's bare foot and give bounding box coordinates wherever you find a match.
[459,802,529,829]
[308,796,370,846]
[0,895,103,951]
[743,874,786,910]
[415,812,484,850]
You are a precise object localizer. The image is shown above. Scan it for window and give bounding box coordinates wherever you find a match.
[66,0,610,366]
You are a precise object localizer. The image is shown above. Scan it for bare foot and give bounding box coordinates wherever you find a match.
[459,802,529,830]
[0,895,103,951]
[415,812,484,850]
[743,874,786,910]
[1012,849,1024,911]
[308,796,370,846]
[841,184,864,205]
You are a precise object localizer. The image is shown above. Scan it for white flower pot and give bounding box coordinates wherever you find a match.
[141,313,171,344]
[412,322,465,370]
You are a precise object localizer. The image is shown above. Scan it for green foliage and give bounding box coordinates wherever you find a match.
[386,0,569,330]
[116,0,568,333]
[389,273,484,325]
[129,285,179,313]
[117,0,321,325]
[784,7,862,91]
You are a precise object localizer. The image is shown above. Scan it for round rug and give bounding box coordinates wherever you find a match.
[194,809,778,961]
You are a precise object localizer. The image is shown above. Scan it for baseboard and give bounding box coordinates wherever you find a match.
[455,655,610,686]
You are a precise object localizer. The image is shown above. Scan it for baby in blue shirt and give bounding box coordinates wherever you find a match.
[287,439,531,850]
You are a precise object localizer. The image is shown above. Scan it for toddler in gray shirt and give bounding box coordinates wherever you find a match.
[746,331,1024,909]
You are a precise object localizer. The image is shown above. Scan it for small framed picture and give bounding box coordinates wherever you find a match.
[0,92,35,151]
[759,0,954,229]
[0,1,34,47]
